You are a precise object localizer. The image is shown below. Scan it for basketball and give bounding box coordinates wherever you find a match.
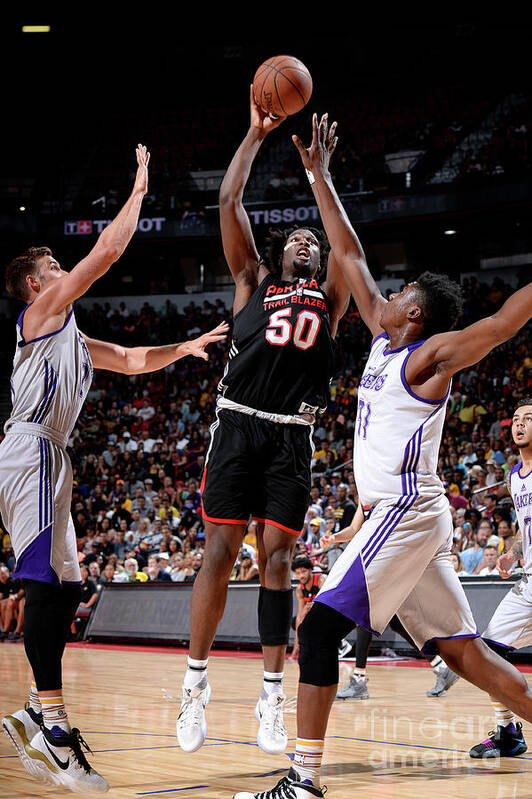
[253,55,312,118]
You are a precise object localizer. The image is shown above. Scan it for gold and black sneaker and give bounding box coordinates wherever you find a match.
[24,725,109,792]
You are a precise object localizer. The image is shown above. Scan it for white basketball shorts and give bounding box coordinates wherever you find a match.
[483,577,532,650]
[316,493,478,654]
[0,428,81,585]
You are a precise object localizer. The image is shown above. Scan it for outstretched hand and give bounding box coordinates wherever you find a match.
[133,143,150,196]
[184,321,230,360]
[292,112,338,173]
[320,534,336,549]
[497,552,514,579]
[250,84,286,136]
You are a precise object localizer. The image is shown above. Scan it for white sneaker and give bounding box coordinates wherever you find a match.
[254,692,288,754]
[2,705,49,783]
[176,681,212,753]
[24,726,109,793]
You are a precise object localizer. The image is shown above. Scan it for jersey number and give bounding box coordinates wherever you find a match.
[265,309,321,350]
[357,399,372,439]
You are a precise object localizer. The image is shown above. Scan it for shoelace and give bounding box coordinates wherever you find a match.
[257,775,297,799]
[177,693,204,729]
[68,728,94,774]
[261,697,286,737]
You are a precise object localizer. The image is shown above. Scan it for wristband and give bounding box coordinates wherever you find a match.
[305,168,315,185]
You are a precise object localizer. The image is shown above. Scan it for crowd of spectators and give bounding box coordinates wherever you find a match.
[453,94,532,186]
[0,275,530,641]
[25,87,532,217]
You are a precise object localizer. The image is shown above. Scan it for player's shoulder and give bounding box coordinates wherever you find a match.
[17,300,75,347]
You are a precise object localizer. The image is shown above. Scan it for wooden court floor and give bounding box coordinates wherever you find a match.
[1,642,531,798]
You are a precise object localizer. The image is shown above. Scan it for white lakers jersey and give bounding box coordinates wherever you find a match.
[354,333,450,507]
[5,305,93,439]
[509,462,532,574]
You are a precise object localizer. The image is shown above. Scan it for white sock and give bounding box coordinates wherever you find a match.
[262,671,284,698]
[183,656,208,690]
[40,694,71,734]
[293,737,324,786]
[491,699,516,728]
[28,681,41,714]
[431,655,445,672]
[353,668,366,679]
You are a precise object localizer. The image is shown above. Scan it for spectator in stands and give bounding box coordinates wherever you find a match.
[170,553,194,582]
[235,550,259,582]
[98,563,116,585]
[144,478,157,504]
[0,567,24,641]
[475,546,500,576]
[336,484,357,528]
[147,554,172,583]
[184,552,203,583]
[301,517,322,549]
[481,493,498,519]
[73,566,99,638]
[460,522,491,574]
[451,552,468,576]
[497,518,515,554]
[120,557,148,583]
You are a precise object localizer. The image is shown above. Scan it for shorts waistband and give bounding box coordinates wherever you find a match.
[6,421,68,449]
[217,396,313,426]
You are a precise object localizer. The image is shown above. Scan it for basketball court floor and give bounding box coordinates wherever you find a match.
[1,642,531,798]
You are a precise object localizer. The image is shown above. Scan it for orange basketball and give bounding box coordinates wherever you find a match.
[253,55,313,118]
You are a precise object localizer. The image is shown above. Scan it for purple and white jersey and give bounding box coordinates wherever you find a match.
[354,333,450,508]
[509,462,532,574]
[4,305,93,439]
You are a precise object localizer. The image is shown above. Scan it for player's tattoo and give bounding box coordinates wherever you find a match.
[510,532,523,561]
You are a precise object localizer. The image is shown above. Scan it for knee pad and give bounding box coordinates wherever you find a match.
[298,602,354,687]
[258,587,293,646]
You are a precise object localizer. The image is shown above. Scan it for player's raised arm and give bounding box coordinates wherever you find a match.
[219,86,285,314]
[32,145,149,318]
[83,321,229,375]
[293,114,386,337]
[404,281,532,400]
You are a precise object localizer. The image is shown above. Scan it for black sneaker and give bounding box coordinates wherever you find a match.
[233,766,326,798]
[469,722,527,758]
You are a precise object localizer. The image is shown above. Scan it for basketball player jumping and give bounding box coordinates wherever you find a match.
[233,116,532,799]
[468,398,532,759]
[0,145,228,793]
[177,89,350,756]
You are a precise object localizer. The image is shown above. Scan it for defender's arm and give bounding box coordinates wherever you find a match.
[31,146,149,319]
[293,115,386,336]
[404,282,532,401]
[84,322,228,375]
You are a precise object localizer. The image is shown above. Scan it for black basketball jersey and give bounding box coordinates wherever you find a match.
[300,572,322,603]
[218,273,335,415]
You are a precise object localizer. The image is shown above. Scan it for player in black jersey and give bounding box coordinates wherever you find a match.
[292,557,326,660]
[177,88,350,756]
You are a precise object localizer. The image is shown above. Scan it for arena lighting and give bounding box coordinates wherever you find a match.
[444,229,458,235]
[22,25,51,33]
[19,206,26,212]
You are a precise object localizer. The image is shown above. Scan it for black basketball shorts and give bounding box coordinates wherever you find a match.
[200,409,313,535]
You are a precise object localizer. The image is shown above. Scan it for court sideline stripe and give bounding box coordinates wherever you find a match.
[137,787,208,795]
